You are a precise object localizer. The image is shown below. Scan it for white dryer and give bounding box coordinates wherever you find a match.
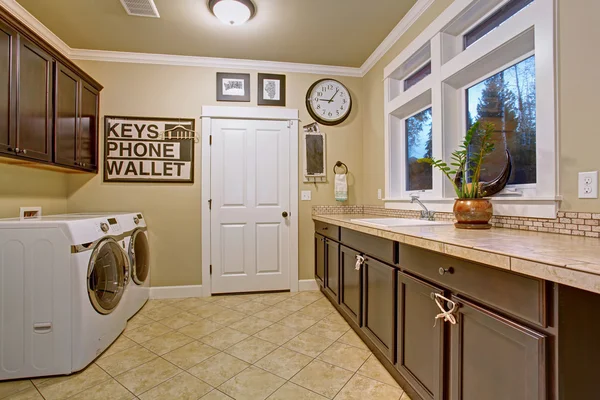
[0,214,131,380]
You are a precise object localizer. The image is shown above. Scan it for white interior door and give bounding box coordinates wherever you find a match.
[210,118,291,293]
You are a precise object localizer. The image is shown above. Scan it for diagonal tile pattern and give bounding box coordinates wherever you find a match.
[1,290,409,400]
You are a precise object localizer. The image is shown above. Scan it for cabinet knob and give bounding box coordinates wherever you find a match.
[439,267,454,276]
[22,149,27,155]
[14,147,20,153]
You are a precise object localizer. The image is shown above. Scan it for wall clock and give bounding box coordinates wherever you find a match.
[306,79,352,126]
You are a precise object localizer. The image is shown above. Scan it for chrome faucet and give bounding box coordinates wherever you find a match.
[410,195,435,221]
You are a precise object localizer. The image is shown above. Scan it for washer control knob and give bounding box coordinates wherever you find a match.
[134,216,140,225]
[100,222,109,233]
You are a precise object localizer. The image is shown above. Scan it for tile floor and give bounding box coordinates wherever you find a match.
[0,291,412,400]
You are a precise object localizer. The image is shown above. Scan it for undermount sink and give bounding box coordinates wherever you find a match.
[350,218,453,228]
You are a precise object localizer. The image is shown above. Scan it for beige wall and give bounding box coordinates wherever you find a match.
[66,61,364,287]
[361,0,600,212]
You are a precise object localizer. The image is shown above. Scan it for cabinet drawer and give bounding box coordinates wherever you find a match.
[315,221,340,241]
[341,228,397,265]
[398,244,547,327]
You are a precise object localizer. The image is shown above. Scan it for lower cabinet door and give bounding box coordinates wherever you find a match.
[450,295,547,400]
[397,272,445,400]
[314,233,325,287]
[324,239,339,302]
[362,256,396,362]
[340,245,362,325]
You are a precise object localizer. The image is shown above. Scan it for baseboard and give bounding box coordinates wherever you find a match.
[298,279,319,292]
[149,285,203,299]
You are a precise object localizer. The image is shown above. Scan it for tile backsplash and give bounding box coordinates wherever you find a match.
[312,205,600,239]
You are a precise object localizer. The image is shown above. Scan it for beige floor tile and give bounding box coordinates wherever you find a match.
[219,366,285,400]
[200,389,234,399]
[138,372,212,400]
[95,345,157,376]
[291,360,353,399]
[162,341,220,369]
[279,313,319,331]
[124,314,154,333]
[212,296,248,308]
[322,312,348,326]
[274,299,307,312]
[305,320,350,341]
[267,382,328,400]
[176,298,209,311]
[294,291,324,303]
[296,304,335,320]
[142,331,194,356]
[224,336,278,364]
[254,323,304,346]
[124,322,172,344]
[232,301,269,315]
[254,307,294,322]
[4,388,43,400]
[140,305,182,322]
[255,347,313,380]
[283,332,335,358]
[189,304,229,319]
[209,309,247,325]
[159,312,201,330]
[256,296,286,306]
[178,319,223,339]
[0,379,34,399]
[317,342,371,372]
[36,364,111,400]
[98,335,137,360]
[115,358,180,395]
[333,374,403,400]
[357,355,400,388]
[200,327,249,350]
[337,330,369,351]
[188,353,249,387]
[400,392,412,400]
[230,316,273,335]
[66,379,134,400]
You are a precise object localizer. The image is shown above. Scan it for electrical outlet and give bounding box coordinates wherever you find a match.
[301,190,312,201]
[377,189,382,200]
[579,171,598,199]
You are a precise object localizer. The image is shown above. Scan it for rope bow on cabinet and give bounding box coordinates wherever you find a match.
[433,293,458,326]
[355,255,365,271]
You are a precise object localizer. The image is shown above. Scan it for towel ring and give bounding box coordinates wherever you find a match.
[333,161,348,175]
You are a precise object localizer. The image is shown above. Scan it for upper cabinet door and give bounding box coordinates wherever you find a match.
[17,36,53,162]
[78,81,99,170]
[54,62,79,167]
[0,20,17,154]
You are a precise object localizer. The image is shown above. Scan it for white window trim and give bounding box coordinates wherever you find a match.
[383,0,559,218]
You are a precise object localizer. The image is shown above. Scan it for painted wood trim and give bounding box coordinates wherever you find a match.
[149,285,204,299]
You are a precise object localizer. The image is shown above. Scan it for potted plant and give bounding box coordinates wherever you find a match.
[418,121,512,229]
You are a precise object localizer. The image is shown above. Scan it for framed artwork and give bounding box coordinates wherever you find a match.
[217,73,250,102]
[258,73,286,106]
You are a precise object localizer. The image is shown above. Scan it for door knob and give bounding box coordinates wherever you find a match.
[282,211,289,218]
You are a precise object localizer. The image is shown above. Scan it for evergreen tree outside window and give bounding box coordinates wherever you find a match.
[406,107,433,191]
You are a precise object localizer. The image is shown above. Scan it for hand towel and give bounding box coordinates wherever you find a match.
[335,173,348,202]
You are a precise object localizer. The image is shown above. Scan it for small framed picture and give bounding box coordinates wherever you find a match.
[258,73,286,106]
[217,73,250,102]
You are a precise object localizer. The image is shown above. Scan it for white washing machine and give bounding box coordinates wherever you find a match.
[0,214,131,380]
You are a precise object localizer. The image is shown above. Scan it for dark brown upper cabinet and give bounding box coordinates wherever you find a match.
[54,63,99,171]
[0,19,17,155]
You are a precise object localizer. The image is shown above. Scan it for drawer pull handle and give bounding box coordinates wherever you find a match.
[432,293,458,326]
[322,227,328,230]
[439,267,454,276]
[33,322,53,334]
[355,255,365,271]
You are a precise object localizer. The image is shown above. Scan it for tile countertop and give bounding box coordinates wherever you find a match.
[313,214,600,295]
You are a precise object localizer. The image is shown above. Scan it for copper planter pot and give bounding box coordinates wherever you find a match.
[453,198,493,229]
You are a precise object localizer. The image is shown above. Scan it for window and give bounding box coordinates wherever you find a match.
[404,62,432,91]
[463,0,534,49]
[406,108,433,191]
[466,56,536,185]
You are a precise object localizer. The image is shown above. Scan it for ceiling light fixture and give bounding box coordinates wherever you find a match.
[208,0,256,26]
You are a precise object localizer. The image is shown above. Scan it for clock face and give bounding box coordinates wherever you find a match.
[306,79,352,125]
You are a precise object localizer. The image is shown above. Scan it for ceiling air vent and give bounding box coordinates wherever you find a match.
[119,0,160,18]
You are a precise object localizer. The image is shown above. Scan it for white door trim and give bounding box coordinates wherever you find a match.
[201,106,299,297]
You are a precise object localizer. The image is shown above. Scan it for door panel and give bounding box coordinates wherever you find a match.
[325,239,339,302]
[340,245,361,325]
[0,20,16,154]
[54,62,79,167]
[450,296,546,400]
[397,273,445,400]
[211,118,291,293]
[17,37,53,161]
[315,233,325,287]
[78,82,98,170]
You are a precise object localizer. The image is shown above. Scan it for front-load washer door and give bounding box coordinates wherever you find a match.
[88,238,129,315]
[129,229,149,285]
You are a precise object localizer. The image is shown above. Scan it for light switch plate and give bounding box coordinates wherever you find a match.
[301,190,312,201]
[579,171,598,199]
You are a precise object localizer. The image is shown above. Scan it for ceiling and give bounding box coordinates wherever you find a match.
[15,0,417,67]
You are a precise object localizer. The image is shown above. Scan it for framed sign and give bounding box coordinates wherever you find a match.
[217,72,250,102]
[104,116,195,183]
[258,73,286,106]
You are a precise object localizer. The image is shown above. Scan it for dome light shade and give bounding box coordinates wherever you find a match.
[209,0,256,26]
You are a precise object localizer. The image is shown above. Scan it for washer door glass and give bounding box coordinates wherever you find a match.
[88,238,128,314]
[130,230,150,285]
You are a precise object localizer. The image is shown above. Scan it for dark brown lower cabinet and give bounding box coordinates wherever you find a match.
[340,245,362,326]
[324,239,339,302]
[450,295,547,400]
[362,256,396,362]
[397,273,445,400]
[314,233,325,287]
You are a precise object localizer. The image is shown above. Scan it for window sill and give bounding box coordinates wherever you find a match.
[384,196,562,219]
